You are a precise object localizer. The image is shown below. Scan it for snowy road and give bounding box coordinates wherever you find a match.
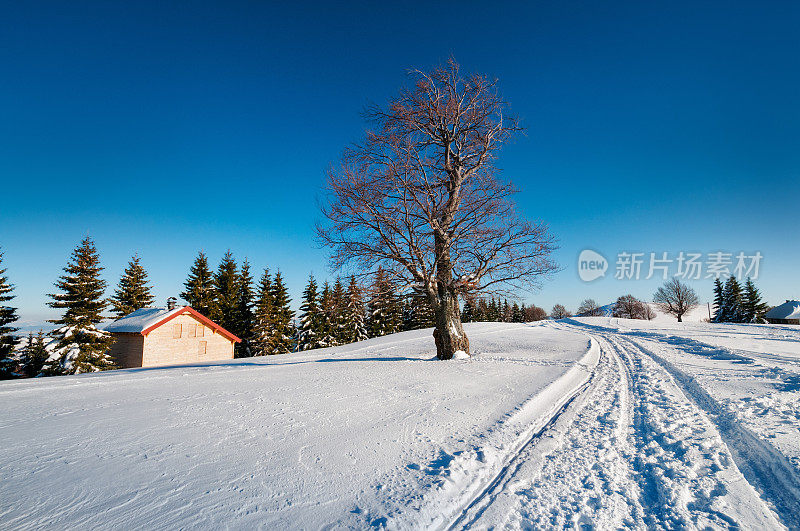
[2,320,799,529]
[434,319,798,530]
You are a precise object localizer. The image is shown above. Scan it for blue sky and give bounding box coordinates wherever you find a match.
[2,1,799,326]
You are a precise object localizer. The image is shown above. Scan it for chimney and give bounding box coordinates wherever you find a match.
[167,297,178,311]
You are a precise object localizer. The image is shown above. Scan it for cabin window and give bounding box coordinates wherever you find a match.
[197,325,204,337]
[188,324,197,337]
[173,324,182,338]
[199,341,207,355]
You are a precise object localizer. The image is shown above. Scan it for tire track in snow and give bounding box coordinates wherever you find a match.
[622,335,800,530]
[446,375,595,530]
[383,322,792,529]
[450,336,642,529]
[608,335,740,528]
[390,338,601,530]
[562,317,800,391]
[597,331,786,529]
[436,322,789,529]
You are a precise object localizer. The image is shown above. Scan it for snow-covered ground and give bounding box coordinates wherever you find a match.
[0,323,592,529]
[1,319,799,529]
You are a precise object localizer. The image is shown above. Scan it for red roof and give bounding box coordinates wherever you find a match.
[140,306,241,343]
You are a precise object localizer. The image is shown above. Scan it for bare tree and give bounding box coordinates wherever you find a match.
[318,60,558,359]
[550,304,570,319]
[576,298,603,317]
[641,303,657,320]
[525,305,548,322]
[613,294,647,320]
[653,278,699,322]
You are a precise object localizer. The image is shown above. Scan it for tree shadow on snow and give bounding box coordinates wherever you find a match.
[121,354,428,374]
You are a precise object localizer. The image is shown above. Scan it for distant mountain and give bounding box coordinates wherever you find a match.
[12,321,59,337]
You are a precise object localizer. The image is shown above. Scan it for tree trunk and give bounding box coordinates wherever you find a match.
[677,313,683,322]
[432,286,470,360]
[431,231,470,359]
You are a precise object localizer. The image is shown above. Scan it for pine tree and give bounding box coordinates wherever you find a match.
[18,331,49,378]
[344,276,367,343]
[367,268,402,337]
[46,237,116,374]
[0,250,20,379]
[712,278,725,322]
[720,276,744,323]
[318,281,338,347]
[235,259,255,357]
[385,280,402,332]
[330,278,348,345]
[403,293,435,331]
[298,274,324,351]
[418,292,436,329]
[511,302,523,322]
[461,298,475,323]
[181,252,216,318]
[252,268,273,356]
[401,297,415,331]
[742,277,769,323]
[487,298,500,322]
[109,254,155,317]
[475,299,488,322]
[214,251,239,332]
[269,271,295,354]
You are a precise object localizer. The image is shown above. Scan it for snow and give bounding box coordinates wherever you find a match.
[452,349,469,359]
[2,319,799,528]
[557,317,800,528]
[103,306,183,333]
[0,323,589,529]
[766,300,800,320]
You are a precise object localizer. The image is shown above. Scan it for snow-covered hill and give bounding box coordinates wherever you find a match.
[1,320,799,529]
[0,323,592,529]
[584,301,711,322]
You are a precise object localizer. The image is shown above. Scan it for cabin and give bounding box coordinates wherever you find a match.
[104,301,240,368]
[765,300,800,325]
